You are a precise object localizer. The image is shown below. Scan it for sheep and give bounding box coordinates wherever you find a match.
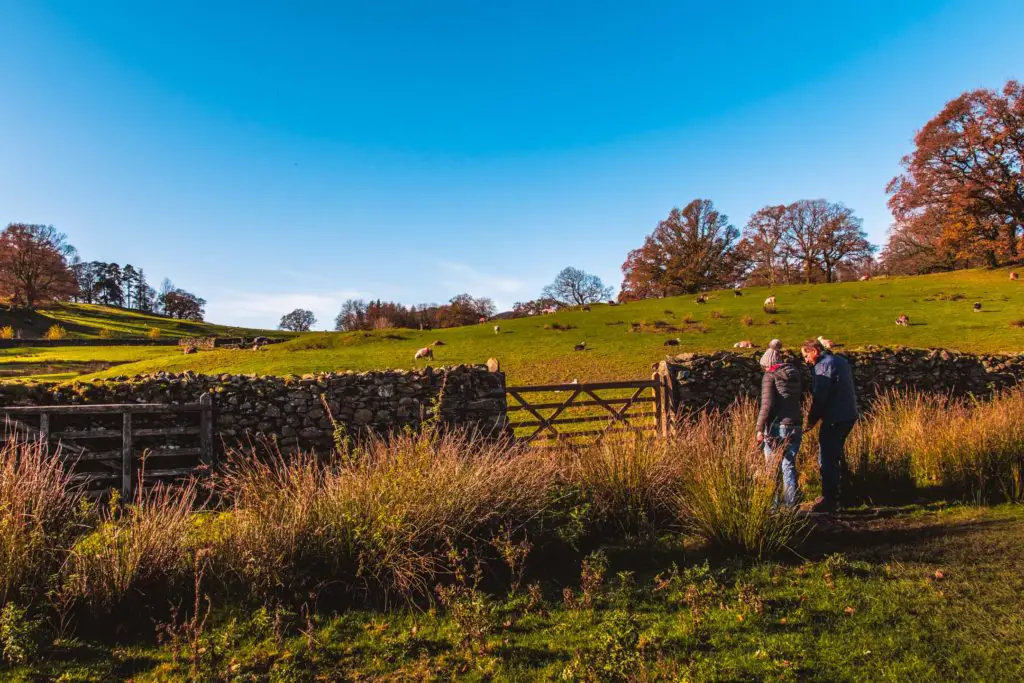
[733,340,756,349]
[573,342,587,352]
[432,340,446,346]
[252,336,269,347]
[493,325,500,334]
[896,314,910,327]
[817,335,835,350]
[183,345,197,355]
[733,289,742,296]
[695,294,708,304]
[1011,272,1020,281]
[541,306,558,315]
[859,274,871,281]
[663,338,680,347]
[414,346,434,360]
[973,302,982,312]
[763,296,777,313]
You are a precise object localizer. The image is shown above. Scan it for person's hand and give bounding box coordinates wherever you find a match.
[755,431,764,444]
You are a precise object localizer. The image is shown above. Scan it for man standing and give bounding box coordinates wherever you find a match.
[802,338,859,513]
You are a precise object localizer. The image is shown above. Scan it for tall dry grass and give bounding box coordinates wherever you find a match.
[0,437,81,606]
[671,401,806,556]
[213,430,558,601]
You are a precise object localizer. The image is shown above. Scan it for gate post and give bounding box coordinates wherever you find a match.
[655,361,678,436]
[199,393,214,466]
[122,411,134,500]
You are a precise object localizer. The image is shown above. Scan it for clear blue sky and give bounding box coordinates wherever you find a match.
[1,1,1022,328]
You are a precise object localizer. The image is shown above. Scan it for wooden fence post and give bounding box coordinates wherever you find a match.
[39,412,50,450]
[199,393,213,466]
[656,361,678,436]
[122,411,133,500]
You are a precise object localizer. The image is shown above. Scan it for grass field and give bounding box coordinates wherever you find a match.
[1,268,1023,385]
[11,505,1024,681]
[0,302,280,341]
[75,268,1024,385]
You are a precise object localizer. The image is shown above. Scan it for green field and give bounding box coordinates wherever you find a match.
[2,268,1023,385]
[0,302,281,340]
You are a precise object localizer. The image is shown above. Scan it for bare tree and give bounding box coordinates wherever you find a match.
[738,205,792,286]
[541,267,613,306]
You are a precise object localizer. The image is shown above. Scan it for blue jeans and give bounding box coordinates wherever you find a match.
[763,422,802,508]
[818,420,856,506]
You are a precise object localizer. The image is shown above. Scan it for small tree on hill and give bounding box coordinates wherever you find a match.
[0,224,78,309]
[159,288,206,321]
[279,308,316,332]
[542,267,613,306]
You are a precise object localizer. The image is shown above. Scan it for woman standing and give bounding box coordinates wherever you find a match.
[755,339,804,507]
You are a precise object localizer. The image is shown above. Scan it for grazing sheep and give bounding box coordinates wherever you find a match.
[663,338,680,347]
[763,296,777,313]
[183,345,197,355]
[1011,272,1019,281]
[432,340,446,346]
[974,302,982,312]
[733,340,756,349]
[414,346,434,360]
[817,335,834,350]
[541,306,558,315]
[734,289,742,296]
[573,342,587,352]
[859,274,871,281]
[493,325,500,334]
[695,294,708,304]
[896,314,910,327]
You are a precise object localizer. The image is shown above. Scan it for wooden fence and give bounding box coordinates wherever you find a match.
[505,376,670,446]
[2,394,214,498]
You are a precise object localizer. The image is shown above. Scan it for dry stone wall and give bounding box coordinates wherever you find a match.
[663,347,1024,413]
[0,365,509,454]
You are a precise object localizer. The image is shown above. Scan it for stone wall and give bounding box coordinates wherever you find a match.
[0,365,509,454]
[662,347,1024,413]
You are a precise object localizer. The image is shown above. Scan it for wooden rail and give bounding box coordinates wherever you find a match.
[506,378,663,445]
[3,395,214,498]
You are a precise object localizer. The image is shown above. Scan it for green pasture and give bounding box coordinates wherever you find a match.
[73,268,1024,386]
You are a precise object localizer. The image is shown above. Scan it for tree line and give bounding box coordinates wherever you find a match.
[277,294,498,332]
[0,223,206,320]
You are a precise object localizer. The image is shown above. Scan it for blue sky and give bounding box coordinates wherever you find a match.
[1,1,1022,328]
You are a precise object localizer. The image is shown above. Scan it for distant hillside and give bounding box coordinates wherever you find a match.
[84,268,1024,385]
[0,303,280,340]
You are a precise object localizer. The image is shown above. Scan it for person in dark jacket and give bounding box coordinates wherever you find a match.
[755,339,804,507]
[801,338,859,513]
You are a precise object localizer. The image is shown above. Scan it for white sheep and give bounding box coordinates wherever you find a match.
[414,346,434,360]
[493,325,500,334]
[733,340,756,349]
[763,296,777,313]
[896,314,910,327]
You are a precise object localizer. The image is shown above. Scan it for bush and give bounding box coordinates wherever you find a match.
[98,328,115,339]
[0,326,14,340]
[43,325,66,341]
[147,327,162,340]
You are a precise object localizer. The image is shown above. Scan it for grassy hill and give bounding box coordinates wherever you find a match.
[69,267,1024,386]
[0,302,280,340]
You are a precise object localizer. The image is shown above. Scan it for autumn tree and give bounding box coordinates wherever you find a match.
[0,224,78,309]
[887,79,1024,269]
[737,205,793,286]
[541,267,613,306]
[780,200,873,283]
[159,288,206,321]
[279,308,316,331]
[335,299,368,331]
[620,199,741,298]
[436,293,495,327]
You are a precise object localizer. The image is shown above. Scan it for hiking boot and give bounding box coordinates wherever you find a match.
[810,496,838,514]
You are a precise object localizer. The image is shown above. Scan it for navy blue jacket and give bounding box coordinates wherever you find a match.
[807,353,859,427]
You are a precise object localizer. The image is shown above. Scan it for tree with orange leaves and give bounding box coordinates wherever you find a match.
[0,224,78,309]
[887,80,1024,270]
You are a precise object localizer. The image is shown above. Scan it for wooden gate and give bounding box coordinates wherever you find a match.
[505,379,667,445]
[2,394,214,498]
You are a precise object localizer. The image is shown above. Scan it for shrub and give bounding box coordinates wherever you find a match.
[98,328,115,339]
[147,327,162,340]
[43,325,66,341]
[0,326,14,340]
[672,402,806,556]
[60,482,198,615]
[0,438,82,606]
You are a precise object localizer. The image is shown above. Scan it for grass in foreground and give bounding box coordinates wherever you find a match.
[14,505,1024,681]
[80,267,1024,385]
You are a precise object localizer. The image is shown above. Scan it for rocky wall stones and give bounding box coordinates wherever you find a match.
[0,365,509,454]
[663,347,1024,414]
